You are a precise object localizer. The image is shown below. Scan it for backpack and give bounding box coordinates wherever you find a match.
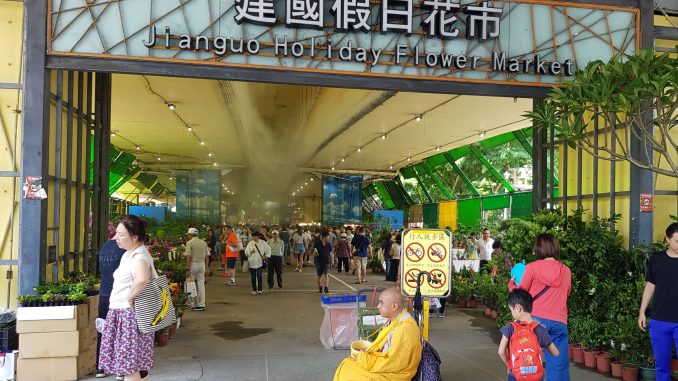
[508,321,544,381]
[411,340,442,381]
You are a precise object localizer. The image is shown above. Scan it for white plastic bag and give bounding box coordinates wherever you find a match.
[184,279,197,298]
[242,260,249,272]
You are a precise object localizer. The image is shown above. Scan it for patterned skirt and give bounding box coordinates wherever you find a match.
[99,308,154,376]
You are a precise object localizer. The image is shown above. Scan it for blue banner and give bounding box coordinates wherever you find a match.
[322,176,362,226]
[176,170,221,224]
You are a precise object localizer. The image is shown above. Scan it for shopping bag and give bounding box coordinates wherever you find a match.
[242,260,249,272]
[184,279,197,298]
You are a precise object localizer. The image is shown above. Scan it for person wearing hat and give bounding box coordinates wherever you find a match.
[334,233,352,274]
[267,230,284,290]
[185,227,209,311]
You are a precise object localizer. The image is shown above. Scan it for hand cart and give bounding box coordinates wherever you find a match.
[357,287,386,340]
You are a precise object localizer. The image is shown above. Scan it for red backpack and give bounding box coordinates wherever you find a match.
[508,321,544,381]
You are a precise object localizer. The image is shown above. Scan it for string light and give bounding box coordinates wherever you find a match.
[381,134,387,140]
[415,114,423,122]
[389,164,393,170]
[357,147,362,153]
[167,103,176,110]
[200,141,205,146]
[407,157,411,162]
[436,146,441,151]
[208,152,213,157]
[110,132,116,137]
[341,158,345,162]
[480,131,486,137]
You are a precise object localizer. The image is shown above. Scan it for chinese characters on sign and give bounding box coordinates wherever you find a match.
[401,229,452,297]
[235,0,503,40]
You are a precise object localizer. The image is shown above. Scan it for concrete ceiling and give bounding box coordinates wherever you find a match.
[110,74,532,205]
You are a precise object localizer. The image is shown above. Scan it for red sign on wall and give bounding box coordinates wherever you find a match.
[640,194,653,212]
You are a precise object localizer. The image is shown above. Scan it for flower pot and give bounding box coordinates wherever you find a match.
[671,358,678,373]
[490,310,499,320]
[458,297,467,308]
[469,298,478,309]
[612,362,623,378]
[168,323,177,339]
[584,350,597,369]
[483,307,492,317]
[155,332,169,347]
[639,367,656,381]
[572,345,585,364]
[622,367,639,381]
[596,353,611,374]
[568,344,573,362]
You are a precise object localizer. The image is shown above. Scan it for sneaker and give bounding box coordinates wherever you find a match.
[95,369,106,378]
[438,313,445,319]
[251,291,257,295]
[227,280,237,286]
[299,269,302,273]
[323,287,329,294]
[257,290,263,294]
[319,286,323,293]
[193,307,205,311]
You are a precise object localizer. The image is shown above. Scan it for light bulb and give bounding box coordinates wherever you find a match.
[208,152,213,157]
[157,157,161,161]
[436,146,441,151]
[415,115,422,122]
[332,166,335,171]
[200,141,205,145]
[213,163,217,166]
[168,103,176,110]
[480,131,486,137]
[187,127,192,132]
[341,158,345,162]
[389,165,393,170]
[110,132,116,137]
[136,146,141,151]
[407,157,411,162]
[382,134,387,140]
[357,147,362,153]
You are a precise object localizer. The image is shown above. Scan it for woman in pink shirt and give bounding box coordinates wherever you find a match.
[508,233,572,381]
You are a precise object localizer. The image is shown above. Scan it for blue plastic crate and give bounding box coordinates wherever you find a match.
[320,294,366,304]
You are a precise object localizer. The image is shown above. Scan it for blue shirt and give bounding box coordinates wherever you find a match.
[351,235,371,258]
[98,240,126,297]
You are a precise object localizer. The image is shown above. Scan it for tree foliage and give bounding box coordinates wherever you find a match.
[526,49,678,177]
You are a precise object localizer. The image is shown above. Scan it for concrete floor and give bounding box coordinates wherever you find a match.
[84,262,611,381]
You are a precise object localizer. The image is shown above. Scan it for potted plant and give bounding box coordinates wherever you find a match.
[67,292,87,305]
[568,317,586,365]
[579,317,601,369]
[155,327,170,347]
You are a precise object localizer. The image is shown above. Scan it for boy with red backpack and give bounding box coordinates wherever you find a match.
[498,289,560,381]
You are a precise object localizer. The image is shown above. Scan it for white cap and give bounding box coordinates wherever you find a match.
[271,230,279,235]
[187,227,199,235]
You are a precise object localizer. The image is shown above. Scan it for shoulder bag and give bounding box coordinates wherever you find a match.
[133,252,177,334]
[254,243,268,270]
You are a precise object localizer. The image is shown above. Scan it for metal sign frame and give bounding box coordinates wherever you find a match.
[400,227,452,297]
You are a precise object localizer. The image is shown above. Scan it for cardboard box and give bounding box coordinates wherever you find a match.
[85,295,99,322]
[19,329,93,359]
[0,350,18,381]
[17,348,96,381]
[16,305,88,334]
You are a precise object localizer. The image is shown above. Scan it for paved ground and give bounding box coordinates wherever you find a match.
[84,261,610,381]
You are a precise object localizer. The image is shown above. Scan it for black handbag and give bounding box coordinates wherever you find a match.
[254,244,268,270]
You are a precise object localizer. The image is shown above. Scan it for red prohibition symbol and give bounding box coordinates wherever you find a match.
[405,243,425,262]
[428,269,447,289]
[404,269,421,289]
[427,243,447,263]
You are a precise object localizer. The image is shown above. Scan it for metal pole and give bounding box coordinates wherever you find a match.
[19,1,49,294]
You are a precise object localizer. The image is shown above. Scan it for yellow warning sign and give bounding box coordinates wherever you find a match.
[400,228,452,297]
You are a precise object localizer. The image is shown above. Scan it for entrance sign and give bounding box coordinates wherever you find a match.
[401,228,452,297]
[48,1,638,87]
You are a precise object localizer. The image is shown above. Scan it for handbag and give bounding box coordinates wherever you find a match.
[254,244,268,270]
[133,252,177,334]
[412,340,443,381]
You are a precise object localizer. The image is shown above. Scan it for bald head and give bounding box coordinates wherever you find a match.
[378,288,407,319]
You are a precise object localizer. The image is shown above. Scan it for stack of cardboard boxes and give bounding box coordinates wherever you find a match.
[16,296,99,381]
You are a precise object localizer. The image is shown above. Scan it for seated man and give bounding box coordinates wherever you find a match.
[334,288,422,381]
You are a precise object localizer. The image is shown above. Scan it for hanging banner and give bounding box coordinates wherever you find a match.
[401,228,452,297]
